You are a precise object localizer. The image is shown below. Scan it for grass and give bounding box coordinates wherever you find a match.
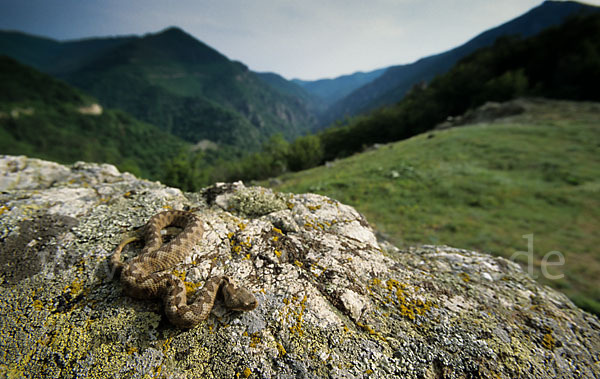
[266,99,600,316]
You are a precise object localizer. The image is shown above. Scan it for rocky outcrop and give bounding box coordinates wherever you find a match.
[436,99,526,129]
[77,104,103,116]
[0,155,598,378]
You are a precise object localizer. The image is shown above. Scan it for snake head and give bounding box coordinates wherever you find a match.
[221,278,258,311]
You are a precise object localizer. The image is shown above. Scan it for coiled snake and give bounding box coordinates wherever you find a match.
[110,210,258,328]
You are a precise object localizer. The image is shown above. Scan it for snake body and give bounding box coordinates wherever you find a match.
[111,210,258,328]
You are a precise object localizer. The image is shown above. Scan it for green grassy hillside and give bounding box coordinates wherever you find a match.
[0,56,188,179]
[267,99,600,315]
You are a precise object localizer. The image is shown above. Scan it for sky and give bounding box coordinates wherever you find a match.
[1,0,599,80]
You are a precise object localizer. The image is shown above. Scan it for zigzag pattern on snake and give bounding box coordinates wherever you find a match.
[110,210,258,328]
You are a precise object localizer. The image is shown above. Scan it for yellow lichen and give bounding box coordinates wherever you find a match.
[279,295,308,337]
[172,270,203,296]
[276,342,287,357]
[172,270,186,281]
[161,336,173,354]
[249,332,261,348]
[32,300,44,311]
[243,367,252,378]
[356,322,385,342]
[542,331,555,350]
[185,281,203,296]
[63,278,85,298]
[289,295,308,336]
[370,277,433,321]
[241,238,252,248]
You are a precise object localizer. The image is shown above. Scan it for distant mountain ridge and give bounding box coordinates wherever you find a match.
[0,30,136,75]
[2,0,598,139]
[255,72,324,114]
[319,0,600,126]
[292,67,387,108]
[0,27,317,149]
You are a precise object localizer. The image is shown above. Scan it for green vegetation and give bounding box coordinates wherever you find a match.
[0,27,318,150]
[67,27,318,149]
[266,99,600,316]
[4,12,599,193]
[321,0,599,125]
[0,56,188,179]
[317,13,600,163]
[192,13,600,187]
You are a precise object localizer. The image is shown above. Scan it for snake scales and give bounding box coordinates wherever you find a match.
[110,210,258,328]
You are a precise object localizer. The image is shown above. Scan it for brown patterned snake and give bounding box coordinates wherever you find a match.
[110,210,258,328]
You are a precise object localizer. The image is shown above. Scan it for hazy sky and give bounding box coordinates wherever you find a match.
[1,0,599,80]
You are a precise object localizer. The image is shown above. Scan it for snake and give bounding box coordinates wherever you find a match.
[110,210,258,328]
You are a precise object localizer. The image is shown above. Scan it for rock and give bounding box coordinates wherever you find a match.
[0,155,598,378]
[77,103,103,116]
[436,98,526,129]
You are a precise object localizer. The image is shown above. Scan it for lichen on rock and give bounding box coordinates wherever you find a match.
[0,155,598,378]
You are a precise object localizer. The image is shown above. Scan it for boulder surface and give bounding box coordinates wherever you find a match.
[0,155,598,378]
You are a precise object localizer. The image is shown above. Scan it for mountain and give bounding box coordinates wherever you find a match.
[220,11,600,184]
[0,30,136,75]
[321,0,600,126]
[0,27,318,149]
[255,71,324,114]
[316,11,600,162]
[0,55,187,179]
[292,67,387,108]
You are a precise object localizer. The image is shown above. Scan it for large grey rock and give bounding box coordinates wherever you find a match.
[0,155,598,378]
